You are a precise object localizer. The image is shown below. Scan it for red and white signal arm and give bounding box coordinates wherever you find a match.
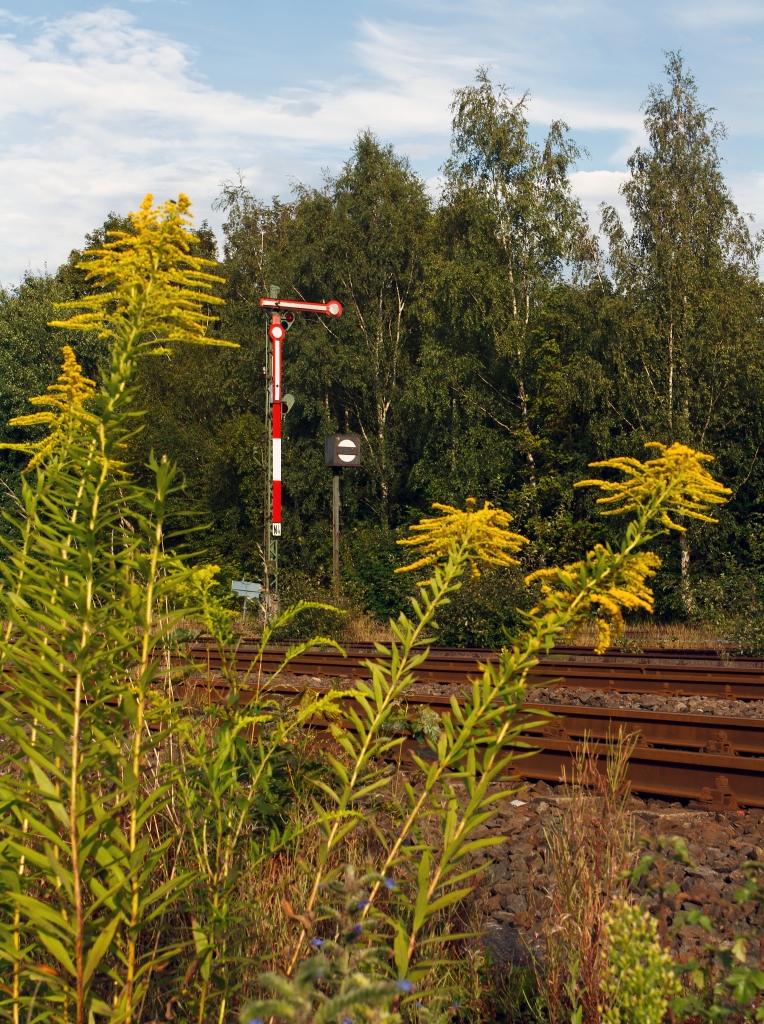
[325,434,361,467]
[260,297,343,318]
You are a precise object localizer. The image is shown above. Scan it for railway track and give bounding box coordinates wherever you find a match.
[184,641,764,809]
[188,640,764,699]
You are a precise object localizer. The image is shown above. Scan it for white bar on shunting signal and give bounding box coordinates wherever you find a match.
[272,438,282,480]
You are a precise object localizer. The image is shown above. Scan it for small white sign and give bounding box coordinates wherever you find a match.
[231,580,262,599]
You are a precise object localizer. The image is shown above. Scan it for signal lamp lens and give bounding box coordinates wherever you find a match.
[283,311,295,322]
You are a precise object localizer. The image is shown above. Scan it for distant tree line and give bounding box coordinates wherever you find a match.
[1,54,762,645]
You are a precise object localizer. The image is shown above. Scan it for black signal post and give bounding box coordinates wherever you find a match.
[324,434,361,596]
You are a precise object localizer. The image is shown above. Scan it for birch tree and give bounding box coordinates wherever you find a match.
[433,68,590,488]
[601,52,762,612]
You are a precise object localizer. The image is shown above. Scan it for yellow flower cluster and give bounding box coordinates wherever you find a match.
[49,194,236,352]
[393,443,730,654]
[576,442,731,530]
[527,547,662,653]
[0,346,97,469]
[396,498,528,576]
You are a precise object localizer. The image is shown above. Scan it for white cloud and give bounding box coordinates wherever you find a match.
[570,169,630,230]
[0,6,660,284]
[0,9,468,281]
[670,0,764,27]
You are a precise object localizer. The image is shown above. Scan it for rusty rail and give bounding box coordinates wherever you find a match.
[182,646,764,809]
[186,642,764,699]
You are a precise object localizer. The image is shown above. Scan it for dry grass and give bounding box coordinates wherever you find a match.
[338,609,393,644]
[537,736,637,1024]
[567,618,727,650]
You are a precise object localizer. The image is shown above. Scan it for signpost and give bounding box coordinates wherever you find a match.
[260,292,343,618]
[324,434,361,596]
[231,579,262,618]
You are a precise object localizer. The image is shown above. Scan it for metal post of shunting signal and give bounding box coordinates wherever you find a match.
[260,293,342,619]
[324,435,361,597]
[332,468,340,594]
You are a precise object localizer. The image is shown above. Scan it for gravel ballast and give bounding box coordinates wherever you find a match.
[475,780,764,966]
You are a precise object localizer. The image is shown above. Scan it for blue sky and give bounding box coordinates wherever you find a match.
[0,0,762,284]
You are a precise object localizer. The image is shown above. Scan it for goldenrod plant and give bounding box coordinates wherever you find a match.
[0,195,236,1024]
[529,442,731,652]
[577,442,731,530]
[0,195,355,1024]
[395,499,528,576]
[49,194,232,354]
[0,346,97,469]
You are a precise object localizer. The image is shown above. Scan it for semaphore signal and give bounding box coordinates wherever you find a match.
[259,292,343,618]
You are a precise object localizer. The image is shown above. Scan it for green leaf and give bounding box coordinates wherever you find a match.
[82,915,121,984]
[37,932,76,978]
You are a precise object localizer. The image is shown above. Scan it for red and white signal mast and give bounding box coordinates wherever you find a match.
[260,291,343,616]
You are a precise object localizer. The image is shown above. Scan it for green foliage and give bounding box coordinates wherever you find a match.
[1,52,764,1018]
[600,899,680,1024]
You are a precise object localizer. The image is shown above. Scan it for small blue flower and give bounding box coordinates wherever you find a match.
[357,899,369,909]
[353,923,363,934]
[396,979,413,993]
[311,938,324,948]
[451,1001,461,1011]
[384,877,396,889]
[342,1018,354,1024]
[248,1019,263,1024]
[416,1001,424,1009]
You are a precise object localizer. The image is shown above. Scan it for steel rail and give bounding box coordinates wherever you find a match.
[181,666,764,809]
[186,643,764,699]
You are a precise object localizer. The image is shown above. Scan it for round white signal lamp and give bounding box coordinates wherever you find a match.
[338,439,357,463]
[326,301,343,318]
[269,322,286,341]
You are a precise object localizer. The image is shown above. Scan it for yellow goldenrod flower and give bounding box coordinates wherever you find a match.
[0,346,97,469]
[576,441,731,530]
[396,498,528,577]
[527,548,662,653]
[49,193,236,352]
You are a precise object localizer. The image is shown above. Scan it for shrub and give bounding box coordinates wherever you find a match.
[599,899,680,1024]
